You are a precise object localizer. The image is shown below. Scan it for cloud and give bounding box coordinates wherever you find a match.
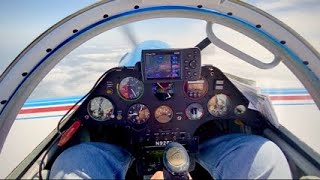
[248,0,320,49]
[202,46,303,88]
[29,1,319,99]
[252,0,320,12]
[30,45,126,99]
[77,52,124,60]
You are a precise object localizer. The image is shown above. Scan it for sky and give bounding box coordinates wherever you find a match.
[0,0,319,98]
[0,0,97,73]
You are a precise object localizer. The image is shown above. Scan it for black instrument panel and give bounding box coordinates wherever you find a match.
[72,64,266,175]
[74,64,264,138]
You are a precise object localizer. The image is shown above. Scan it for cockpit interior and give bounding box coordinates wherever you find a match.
[48,47,270,178]
[2,1,320,179]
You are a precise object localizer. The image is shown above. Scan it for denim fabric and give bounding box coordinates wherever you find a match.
[50,143,133,179]
[50,134,291,179]
[196,134,292,179]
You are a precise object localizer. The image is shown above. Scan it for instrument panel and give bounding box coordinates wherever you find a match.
[71,64,266,175]
[74,64,263,137]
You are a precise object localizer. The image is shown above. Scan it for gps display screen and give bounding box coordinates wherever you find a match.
[144,52,181,80]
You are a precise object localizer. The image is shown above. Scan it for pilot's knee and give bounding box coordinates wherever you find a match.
[246,136,292,179]
[51,143,101,169]
[51,142,132,170]
[198,134,291,179]
[50,143,97,179]
[52,142,127,164]
[50,142,132,179]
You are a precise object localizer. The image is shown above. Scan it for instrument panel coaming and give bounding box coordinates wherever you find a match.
[75,64,263,142]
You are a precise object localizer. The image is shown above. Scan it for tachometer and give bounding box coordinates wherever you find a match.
[183,78,208,99]
[185,103,204,120]
[118,77,144,101]
[152,82,174,101]
[207,94,230,117]
[127,104,150,124]
[155,105,173,123]
[87,97,114,121]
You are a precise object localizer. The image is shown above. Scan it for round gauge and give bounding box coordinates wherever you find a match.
[234,105,246,115]
[207,94,231,117]
[183,77,208,99]
[118,77,144,101]
[152,82,174,101]
[87,97,114,121]
[127,104,150,124]
[185,103,204,120]
[155,105,173,123]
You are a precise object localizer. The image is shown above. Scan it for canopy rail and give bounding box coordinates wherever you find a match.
[206,22,281,69]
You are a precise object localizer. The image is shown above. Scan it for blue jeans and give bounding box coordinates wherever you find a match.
[49,134,292,179]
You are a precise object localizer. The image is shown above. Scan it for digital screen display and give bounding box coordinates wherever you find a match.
[148,150,164,158]
[188,80,205,91]
[145,52,181,80]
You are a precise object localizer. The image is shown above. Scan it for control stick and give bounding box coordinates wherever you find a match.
[163,142,190,180]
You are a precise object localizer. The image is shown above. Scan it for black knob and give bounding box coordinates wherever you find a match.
[189,60,197,69]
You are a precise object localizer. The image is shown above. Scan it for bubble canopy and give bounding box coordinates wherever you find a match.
[0,0,319,151]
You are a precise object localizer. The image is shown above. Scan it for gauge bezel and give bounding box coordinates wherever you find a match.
[127,103,151,125]
[87,96,115,121]
[185,103,205,120]
[154,105,174,124]
[207,93,231,117]
[183,77,209,100]
[117,76,144,101]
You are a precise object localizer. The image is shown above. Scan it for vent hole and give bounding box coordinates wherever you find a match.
[197,5,203,8]
[1,100,7,105]
[103,14,109,18]
[22,72,28,77]
[73,29,78,33]
[303,61,309,65]
[46,48,52,53]
[256,24,262,28]
[227,12,233,16]
[134,5,139,9]
[280,40,286,45]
